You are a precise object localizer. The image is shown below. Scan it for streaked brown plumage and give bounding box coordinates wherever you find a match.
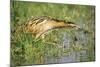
[15,16,80,38]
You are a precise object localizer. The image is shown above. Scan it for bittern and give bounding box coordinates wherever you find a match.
[15,16,80,38]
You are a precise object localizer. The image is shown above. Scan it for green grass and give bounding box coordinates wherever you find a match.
[10,1,95,66]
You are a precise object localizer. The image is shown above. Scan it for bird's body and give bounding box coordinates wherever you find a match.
[14,16,80,38]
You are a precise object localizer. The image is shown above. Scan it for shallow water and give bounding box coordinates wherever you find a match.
[45,50,87,64]
[45,29,88,63]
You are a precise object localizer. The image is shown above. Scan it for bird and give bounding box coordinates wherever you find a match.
[15,16,80,39]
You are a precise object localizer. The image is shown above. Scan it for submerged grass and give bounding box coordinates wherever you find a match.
[10,1,95,66]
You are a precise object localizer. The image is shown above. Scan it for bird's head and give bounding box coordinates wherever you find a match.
[65,22,80,29]
[52,20,80,30]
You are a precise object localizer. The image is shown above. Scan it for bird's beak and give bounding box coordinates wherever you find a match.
[75,25,81,29]
[68,24,80,29]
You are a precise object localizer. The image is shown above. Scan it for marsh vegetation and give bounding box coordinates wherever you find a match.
[10,1,95,66]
